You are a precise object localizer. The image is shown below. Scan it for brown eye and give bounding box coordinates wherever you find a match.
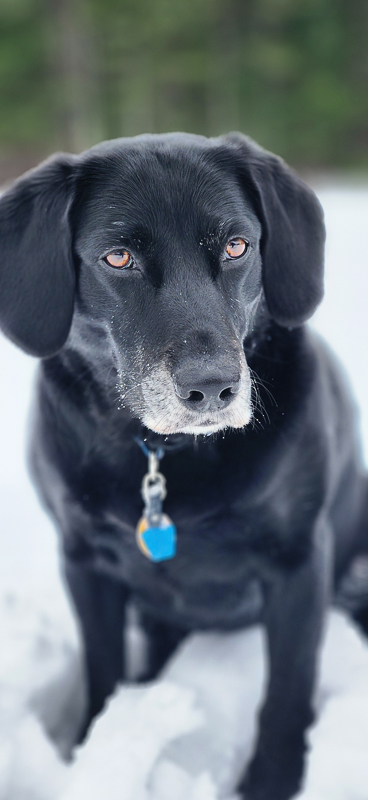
[104,251,132,269]
[225,238,249,259]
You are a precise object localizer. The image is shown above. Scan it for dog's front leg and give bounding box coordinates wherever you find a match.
[138,611,188,681]
[64,559,130,741]
[239,518,332,800]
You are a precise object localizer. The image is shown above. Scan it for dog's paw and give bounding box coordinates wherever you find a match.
[237,768,301,800]
[237,779,300,800]
[237,785,276,800]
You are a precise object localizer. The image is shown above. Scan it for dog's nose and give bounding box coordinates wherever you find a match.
[174,367,241,411]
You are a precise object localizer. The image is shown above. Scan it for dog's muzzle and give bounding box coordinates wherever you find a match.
[138,356,252,436]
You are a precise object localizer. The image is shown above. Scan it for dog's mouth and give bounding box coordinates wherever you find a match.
[126,360,253,436]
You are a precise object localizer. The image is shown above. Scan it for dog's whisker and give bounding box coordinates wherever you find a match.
[250,368,277,415]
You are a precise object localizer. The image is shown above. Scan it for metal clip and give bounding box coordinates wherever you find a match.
[141,451,167,526]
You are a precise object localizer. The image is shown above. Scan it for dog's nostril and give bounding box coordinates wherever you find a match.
[219,387,233,401]
[188,390,205,403]
[174,371,241,407]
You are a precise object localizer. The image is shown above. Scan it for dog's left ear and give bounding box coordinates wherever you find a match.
[224,133,325,327]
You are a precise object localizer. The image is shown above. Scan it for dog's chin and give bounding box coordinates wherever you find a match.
[141,410,252,437]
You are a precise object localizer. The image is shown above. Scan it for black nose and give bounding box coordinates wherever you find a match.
[174,366,241,411]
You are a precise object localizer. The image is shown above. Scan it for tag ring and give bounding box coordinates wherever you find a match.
[141,472,167,504]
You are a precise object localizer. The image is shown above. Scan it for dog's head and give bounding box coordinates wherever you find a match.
[0,133,325,435]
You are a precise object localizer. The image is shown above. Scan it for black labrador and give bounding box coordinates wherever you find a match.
[1,132,367,800]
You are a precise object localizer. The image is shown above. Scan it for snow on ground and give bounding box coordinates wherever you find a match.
[0,185,368,800]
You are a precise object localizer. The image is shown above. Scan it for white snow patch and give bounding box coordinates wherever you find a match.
[299,612,368,800]
[1,593,368,800]
[60,682,205,800]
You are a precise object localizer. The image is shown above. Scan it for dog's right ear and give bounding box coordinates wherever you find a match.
[0,154,77,357]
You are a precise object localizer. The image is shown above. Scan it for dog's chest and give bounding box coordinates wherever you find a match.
[77,477,268,628]
[42,417,299,628]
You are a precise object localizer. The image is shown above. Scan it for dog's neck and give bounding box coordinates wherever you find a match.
[136,429,194,454]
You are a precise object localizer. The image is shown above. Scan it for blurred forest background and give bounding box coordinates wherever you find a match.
[0,0,367,184]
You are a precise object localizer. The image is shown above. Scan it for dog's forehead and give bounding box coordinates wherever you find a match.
[75,137,260,240]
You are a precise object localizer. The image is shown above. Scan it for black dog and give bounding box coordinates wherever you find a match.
[1,132,367,800]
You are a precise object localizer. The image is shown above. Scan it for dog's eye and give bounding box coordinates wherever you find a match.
[225,238,249,259]
[104,251,132,269]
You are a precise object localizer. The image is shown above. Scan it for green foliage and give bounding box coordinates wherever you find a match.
[0,0,367,167]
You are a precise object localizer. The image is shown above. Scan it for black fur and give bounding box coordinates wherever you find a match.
[0,132,367,800]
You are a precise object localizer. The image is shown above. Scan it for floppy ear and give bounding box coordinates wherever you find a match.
[0,154,77,357]
[225,134,325,327]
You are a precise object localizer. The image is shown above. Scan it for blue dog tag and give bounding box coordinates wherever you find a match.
[136,514,177,562]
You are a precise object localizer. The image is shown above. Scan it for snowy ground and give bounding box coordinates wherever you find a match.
[0,184,368,800]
